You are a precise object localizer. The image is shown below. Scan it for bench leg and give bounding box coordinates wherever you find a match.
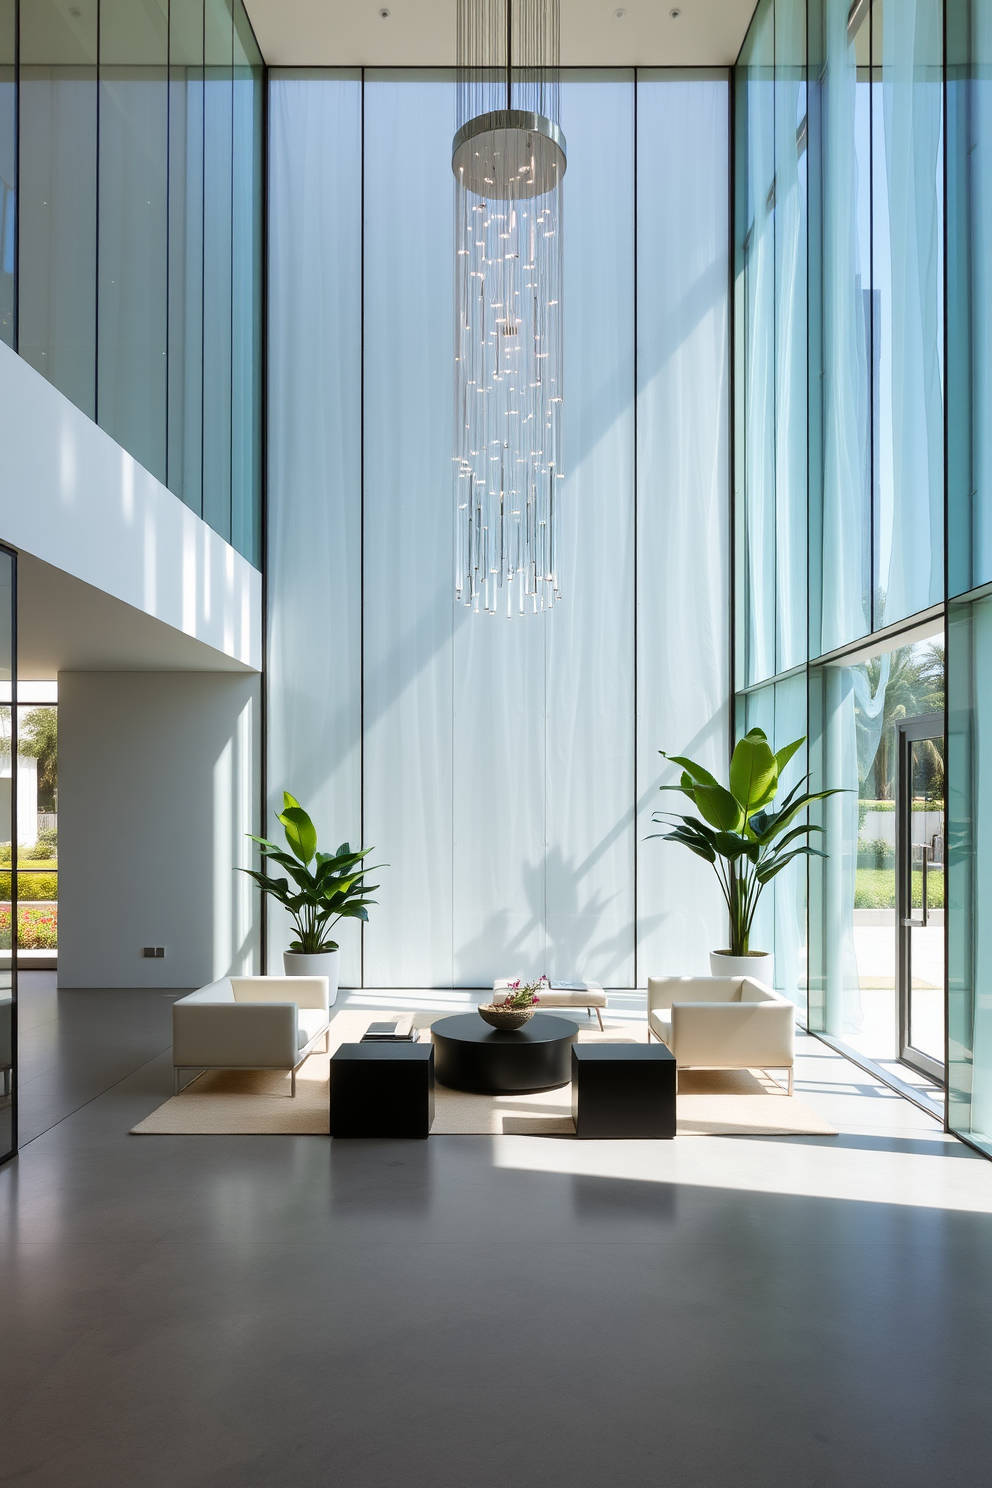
[591,1006,604,1031]
[291,1067,297,1098]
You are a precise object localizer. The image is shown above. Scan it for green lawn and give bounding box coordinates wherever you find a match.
[855,867,944,910]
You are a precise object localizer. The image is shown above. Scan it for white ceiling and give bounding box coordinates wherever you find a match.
[243,0,758,69]
[17,553,256,681]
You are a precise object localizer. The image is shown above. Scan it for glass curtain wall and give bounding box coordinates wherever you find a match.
[0,0,16,347]
[946,0,992,1153]
[5,0,263,566]
[267,68,730,988]
[735,1,949,1062]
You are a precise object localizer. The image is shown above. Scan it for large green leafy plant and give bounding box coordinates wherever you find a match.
[651,729,841,957]
[243,793,381,954]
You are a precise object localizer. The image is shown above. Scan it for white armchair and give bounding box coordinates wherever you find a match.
[646,976,796,1094]
[172,976,330,1096]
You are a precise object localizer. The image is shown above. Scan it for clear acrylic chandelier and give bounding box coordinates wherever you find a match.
[452,0,565,615]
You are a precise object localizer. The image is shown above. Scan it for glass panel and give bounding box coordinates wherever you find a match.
[809,0,872,655]
[15,705,57,959]
[947,592,992,1150]
[947,0,992,596]
[637,71,731,979]
[0,549,14,1163]
[18,0,98,415]
[809,637,944,1068]
[231,1,263,566]
[741,674,808,1007]
[0,0,14,347]
[202,0,233,544]
[906,734,944,1063]
[739,0,776,687]
[266,70,363,982]
[775,0,808,674]
[168,0,204,515]
[871,0,944,630]
[97,0,169,481]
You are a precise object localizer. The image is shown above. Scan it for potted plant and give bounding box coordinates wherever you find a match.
[242,793,381,1001]
[478,977,543,1031]
[651,729,840,981]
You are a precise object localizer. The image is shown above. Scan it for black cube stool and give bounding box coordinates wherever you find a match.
[329,1043,435,1138]
[571,1044,676,1138]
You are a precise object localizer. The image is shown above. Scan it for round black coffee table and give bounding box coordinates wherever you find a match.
[431,1012,579,1094]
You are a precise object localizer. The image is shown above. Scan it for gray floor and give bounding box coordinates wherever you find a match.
[3,975,992,1488]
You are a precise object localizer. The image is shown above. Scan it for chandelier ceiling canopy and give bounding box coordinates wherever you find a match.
[453,0,565,615]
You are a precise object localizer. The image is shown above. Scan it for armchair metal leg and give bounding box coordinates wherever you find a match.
[174,1068,181,1096]
[324,1028,330,1053]
[787,1067,794,1097]
[291,1068,297,1097]
[646,1025,654,1042]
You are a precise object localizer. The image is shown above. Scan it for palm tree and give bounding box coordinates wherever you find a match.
[862,642,944,800]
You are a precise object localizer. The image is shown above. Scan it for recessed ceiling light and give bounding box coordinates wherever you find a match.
[614,6,626,15]
[670,6,682,15]
[379,7,391,16]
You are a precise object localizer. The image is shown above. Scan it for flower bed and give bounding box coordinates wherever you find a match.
[0,904,58,949]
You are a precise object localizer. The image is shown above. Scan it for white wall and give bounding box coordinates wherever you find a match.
[0,341,262,673]
[58,672,260,988]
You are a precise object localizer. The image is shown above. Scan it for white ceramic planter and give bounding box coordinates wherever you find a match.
[709,950,774,986]
[283,949,339,1003]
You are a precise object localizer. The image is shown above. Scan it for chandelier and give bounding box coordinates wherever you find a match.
[452,0,565,615]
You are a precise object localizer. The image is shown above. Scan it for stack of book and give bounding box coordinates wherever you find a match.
[360,1017,420,1043]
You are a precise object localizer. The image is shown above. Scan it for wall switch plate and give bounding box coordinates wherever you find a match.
[142,947,165,959]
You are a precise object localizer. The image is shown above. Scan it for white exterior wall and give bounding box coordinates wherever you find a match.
[58,673,260,988]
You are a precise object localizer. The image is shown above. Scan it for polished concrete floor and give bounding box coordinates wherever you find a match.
[3,975,992,1487]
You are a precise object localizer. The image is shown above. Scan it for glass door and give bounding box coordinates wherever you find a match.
[0,545,15,1162]
[897,718,945,1082]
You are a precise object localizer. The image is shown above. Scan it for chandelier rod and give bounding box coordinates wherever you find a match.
[505,0,512,110]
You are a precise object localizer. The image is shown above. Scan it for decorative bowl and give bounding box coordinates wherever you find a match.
[477,1004,536,1032]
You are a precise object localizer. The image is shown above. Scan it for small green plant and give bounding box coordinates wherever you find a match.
[651,729,843,956]
[242,793,382,955]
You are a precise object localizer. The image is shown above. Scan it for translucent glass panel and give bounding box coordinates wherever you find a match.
[0,0,14,347]
[232,5,263,562]
[736,0,807,688]
[266,71,363,984]
[6,0,262,566]
[948,594,992,1151]
[98,0,169,481]
[168,0,205,515]
[636,72,731,981]
[871,0,944,629]
[0,548,14,1163]
[947,0,992,596]
[203,0,233,544]
[267,69,730,988]
[810,0,872,654]
[18,0,98,415]
[739,675,807,1005]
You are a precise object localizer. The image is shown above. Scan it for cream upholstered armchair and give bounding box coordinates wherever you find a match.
[172,976,330,1096]
[646,976,796,1095]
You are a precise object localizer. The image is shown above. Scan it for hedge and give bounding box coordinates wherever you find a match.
[0,871,58,901]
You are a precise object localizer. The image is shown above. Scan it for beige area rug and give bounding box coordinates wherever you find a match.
[132,1009,836,1138]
